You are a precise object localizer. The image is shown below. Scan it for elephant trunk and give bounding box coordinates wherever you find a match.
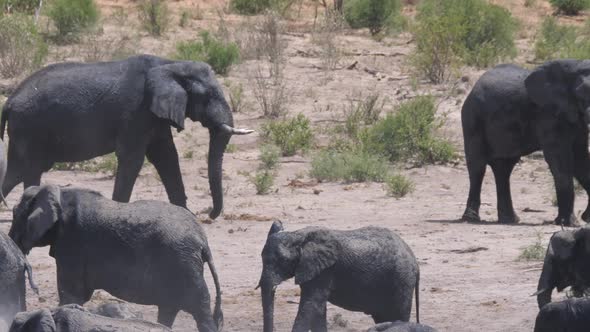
[207,129,230,219]
[536,256,554,309]
[261,282,276,332]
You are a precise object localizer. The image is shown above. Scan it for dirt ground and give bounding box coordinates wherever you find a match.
[0,0,586,331]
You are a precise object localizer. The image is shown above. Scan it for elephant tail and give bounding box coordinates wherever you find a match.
[0,104,7,141]
[415,269,420,324]
[205,250,223,331]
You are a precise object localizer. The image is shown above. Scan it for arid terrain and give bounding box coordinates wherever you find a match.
[0,0,586,331]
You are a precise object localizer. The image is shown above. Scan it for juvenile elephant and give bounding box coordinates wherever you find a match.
[367,321,437,332]
[8,185,222,331]
[0,231,37,326]
[9,304,171,332]
[1,55,253,219]
[462,60,590,226]
[535,225,590,308]
[534,297,590,332]
[258,221,420,332]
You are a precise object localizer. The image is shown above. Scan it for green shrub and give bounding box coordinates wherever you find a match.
[0,14,47,78]
[344,0,405,35]
[412,0,517,82]
[252,170,274,194]
[53,153,118,177]
[343,93,384,139]
[549,0,590,15]
[518,233,546,261]
[534,17,590,60]
[363,96,456,165]
[138,0,169,36]
[0,0,39,14]
[174,31,240,76]
[310,149,388,183]
[384,174,414,198]
[48,0,99,40]
[261,114,314,156]
[230,0,293,15]
[259,144,280,170]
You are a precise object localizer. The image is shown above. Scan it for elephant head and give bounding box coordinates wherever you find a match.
[9,309,56,332]
[8,185,61,255]
[146,61,253,219]
[535,226,590,308]
[257,221,340,332]
[525,59,590,125]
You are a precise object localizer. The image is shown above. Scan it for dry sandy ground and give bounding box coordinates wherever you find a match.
[0,1,587,331]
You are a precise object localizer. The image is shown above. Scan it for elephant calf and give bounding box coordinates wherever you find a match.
[258,221,420,332]
[534,297,590,332]
[9,304,171,332]
[367,321,437,332]
[8,185,222,331]
[0,231,37,326]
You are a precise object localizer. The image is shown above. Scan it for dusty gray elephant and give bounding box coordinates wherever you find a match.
[462,60,590,226]
[258,221,420,332]
[0,140,7,206]
[0,231,37,327]
[534,297,590,332]
[9,304,171,332]
[1,54,253,219]
[367,321,437,332]
[535,225,590,308]
[8,185,222,331]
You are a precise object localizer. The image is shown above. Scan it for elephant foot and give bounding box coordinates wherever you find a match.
[554,214,580,227]
[462,208,480,223]
[498,213,520,224]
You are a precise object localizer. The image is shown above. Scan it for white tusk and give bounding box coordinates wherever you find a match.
[220,124,254,135]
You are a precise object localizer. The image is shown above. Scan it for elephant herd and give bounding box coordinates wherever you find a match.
[0,54,590,331]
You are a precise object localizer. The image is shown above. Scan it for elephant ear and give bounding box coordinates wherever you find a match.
[146,64,189,131]
[25,185,61,248]
[9,309,56,332]
[294,229,340,285]
[549,230,577,261]
[525,60,581,123]
[573,225,590,255]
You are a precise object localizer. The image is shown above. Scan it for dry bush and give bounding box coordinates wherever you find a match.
[81,32,138,62]
[313,9,345,73]
[138,0,169,36]
[0,14,47,78]
[236,11,286,63]
[253,63,288,118]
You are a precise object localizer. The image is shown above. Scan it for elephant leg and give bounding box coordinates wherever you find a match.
[292,275,331,332]
[157,307,179,328]
[490,157,520,224]
[462,137,487,222]
[56,265,92,306]
[146,136,187,208]
[544,148,577,226]
[112,147,146,203]
[2,143,23,198]
[572,134,590,223]
[189,274,216,332]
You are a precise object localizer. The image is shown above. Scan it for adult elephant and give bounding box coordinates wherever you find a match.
[0,55,252,219]
[461,60,590,226]
[535,226,590,309]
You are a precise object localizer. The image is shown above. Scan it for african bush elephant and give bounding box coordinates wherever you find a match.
[8,185,222,331]
[367,321,437,332]
[1,55,253,219]
[534,297,590,332]
[462,60,590,226]
[535,225,590,308]
[9,304,171,332]
[258,221,420,332]
[0,231,37,327]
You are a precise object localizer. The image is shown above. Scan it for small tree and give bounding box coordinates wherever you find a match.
[138,0,169,36]
[344,0,403,35]
[48,0,99,40]
[549,0,590,15]
[0,14,47,78]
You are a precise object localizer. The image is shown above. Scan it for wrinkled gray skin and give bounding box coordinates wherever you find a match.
[258,221,420,332]
[535,225,590,309]
[0,140,7,207]
[462,60,590,226]
[89,302,142,320]
[0,55,253,219]
[0,231,37,327]
[534,297,590,332]
[8,185,222,331]
[9,304,171,332]
[367,321,437,332]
